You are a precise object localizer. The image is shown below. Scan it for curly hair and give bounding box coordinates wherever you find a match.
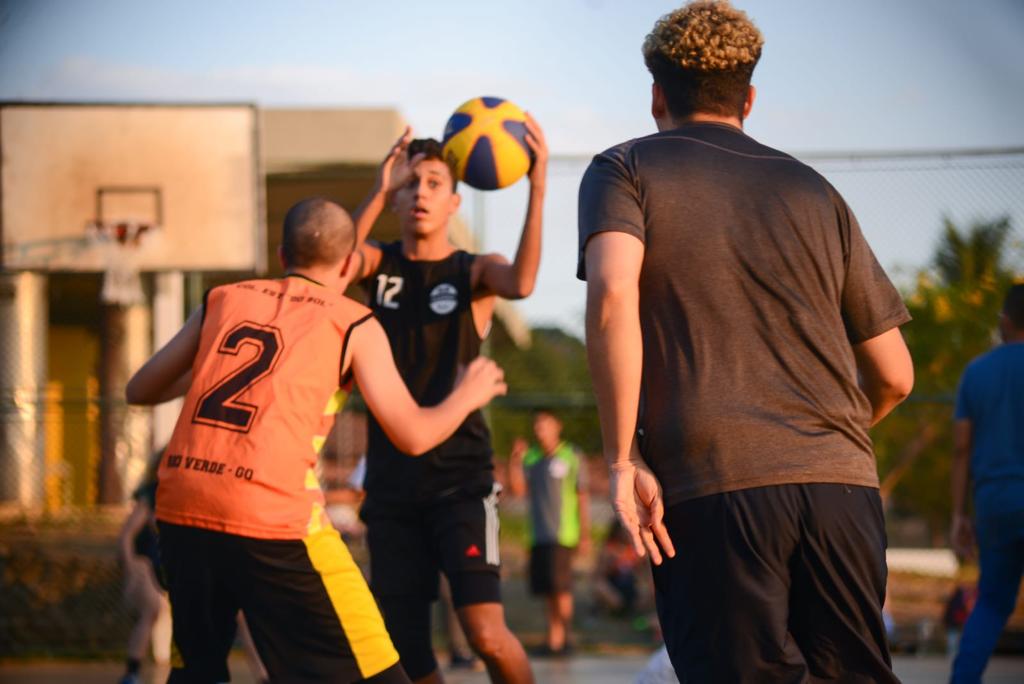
[642,1,763,120]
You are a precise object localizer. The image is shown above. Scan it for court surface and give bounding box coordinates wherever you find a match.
[2,654,1023,683]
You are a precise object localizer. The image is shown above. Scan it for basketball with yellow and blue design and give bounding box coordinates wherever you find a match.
[442,97,533,190]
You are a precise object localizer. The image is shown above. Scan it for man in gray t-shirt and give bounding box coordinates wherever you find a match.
[579,2,914,681]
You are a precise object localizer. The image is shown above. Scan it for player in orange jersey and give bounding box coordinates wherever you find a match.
[126,197,507,683]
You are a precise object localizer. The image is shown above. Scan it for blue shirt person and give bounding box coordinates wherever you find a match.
[950,283,1024,684]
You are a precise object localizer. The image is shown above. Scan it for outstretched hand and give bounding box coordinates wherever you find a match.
[609,457,675,565]
[376,126,426,197]
[509,437,529,464]
[523,113,548,188]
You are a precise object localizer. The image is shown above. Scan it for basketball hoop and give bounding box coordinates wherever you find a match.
[86,220,159,306]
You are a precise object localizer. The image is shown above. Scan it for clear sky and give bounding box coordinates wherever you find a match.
[2,0,1023,333]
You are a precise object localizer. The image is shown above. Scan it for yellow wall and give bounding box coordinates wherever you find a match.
[47,326,100,507]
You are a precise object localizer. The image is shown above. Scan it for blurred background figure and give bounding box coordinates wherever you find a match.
[945,580,979,656]
[116,449,170,684]
[322,453,368,540]
[950,284,1024,682]
[509,409,590,656]
[591,519,651,618]
[117,448,268,684]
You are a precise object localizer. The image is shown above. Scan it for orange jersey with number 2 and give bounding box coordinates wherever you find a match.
[156,275,372,539]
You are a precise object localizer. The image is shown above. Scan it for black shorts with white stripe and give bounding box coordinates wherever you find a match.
[362,482,502,607]
[362,483,502,679]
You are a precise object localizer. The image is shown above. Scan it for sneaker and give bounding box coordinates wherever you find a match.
[529,642,574,658]
[449,653,485,671]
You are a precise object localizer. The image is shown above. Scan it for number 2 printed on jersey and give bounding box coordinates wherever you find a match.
[193,322,283,433]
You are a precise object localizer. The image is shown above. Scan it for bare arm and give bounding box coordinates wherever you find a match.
[950,418,975,558]
[506,438,528,498]
[126,309,202,405]
[351,126,414,248]
[584,231,674,564]
[852,326,914,426]
[472,115,547,299]
[578,487,592,554]
[347,318,506,455]
[350,128,421,281]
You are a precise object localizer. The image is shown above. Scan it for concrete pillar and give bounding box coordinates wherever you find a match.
[0,272,48,509]
[97,301,151,504]
[123,302,152,493]
[152,271,184,450]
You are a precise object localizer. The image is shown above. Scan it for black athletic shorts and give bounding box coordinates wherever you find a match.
[529,544,575,595]
[362,483,503,606]
[158,521,409,683]
[652,483,898,683]
[361,483,502,679]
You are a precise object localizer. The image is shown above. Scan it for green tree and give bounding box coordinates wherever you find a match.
[488,324,599,458]
[873,216,1019,541]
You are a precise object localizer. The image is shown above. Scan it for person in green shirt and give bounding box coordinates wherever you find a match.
[509,409,590,655]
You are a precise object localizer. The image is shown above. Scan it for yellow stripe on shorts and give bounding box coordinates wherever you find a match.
[302,527,399,678]
[168,604,185,669]
[323,388,349,415]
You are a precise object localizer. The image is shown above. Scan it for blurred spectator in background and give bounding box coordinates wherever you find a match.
[509,409,590,656]
[944,582,978,656]
[950,283,1024,683]
[591,519,651,617]
[322,454,368,540]
[118,449,268,684]
[117,451,170,684]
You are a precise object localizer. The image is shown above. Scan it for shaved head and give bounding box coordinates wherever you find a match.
[281,198,354,269]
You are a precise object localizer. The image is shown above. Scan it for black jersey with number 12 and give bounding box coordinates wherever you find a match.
[360,241,494,508]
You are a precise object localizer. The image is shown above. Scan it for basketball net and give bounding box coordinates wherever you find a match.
[86,221,158,306]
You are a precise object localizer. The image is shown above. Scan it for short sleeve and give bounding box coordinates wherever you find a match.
[834,189,912,343]
[577,148,645,280]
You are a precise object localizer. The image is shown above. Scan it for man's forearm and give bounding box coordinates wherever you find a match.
[586,281,643,467]
[951,419,973,519]
[951,448,971,518]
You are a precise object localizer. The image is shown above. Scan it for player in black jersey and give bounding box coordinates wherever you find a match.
[348,122,546,684]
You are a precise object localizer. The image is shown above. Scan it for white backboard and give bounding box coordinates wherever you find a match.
[1,103,264,272]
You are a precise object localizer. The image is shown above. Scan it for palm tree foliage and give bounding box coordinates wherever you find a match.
[874,215,1020,542]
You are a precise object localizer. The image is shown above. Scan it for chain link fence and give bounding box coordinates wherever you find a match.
[1,147,1022,658]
